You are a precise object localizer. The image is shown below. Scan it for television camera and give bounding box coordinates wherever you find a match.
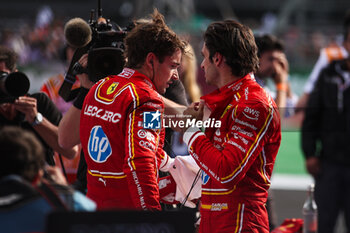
[59,0,126,101]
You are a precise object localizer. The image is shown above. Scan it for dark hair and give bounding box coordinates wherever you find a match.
[203,20,259,77]
[125,9,186,68]
[254,34,285,57]
[0,46,18,72]
[0,126,45,182]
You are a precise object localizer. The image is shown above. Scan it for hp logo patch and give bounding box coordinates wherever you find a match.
[143,110,161,129]
[88,126,112,163]
[201,171,210,185]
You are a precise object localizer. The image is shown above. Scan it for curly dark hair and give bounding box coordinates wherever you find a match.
[125,9,186,68]
[203,20,259,77]
[0,126,44,182]
[0,46,18,72]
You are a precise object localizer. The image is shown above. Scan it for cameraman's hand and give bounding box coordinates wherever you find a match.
[77,54,94,89]
[14,96,38,124]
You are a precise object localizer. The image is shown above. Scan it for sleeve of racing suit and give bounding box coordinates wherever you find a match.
[183,100,276,189]
[123,101,164,211]
[159,149,174,172]
[301,69,324,159]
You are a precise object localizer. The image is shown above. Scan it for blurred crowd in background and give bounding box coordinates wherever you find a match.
[0,0,349,94]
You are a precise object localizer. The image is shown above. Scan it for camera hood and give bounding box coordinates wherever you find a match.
[0,72,30,103]
[87,47,125,82]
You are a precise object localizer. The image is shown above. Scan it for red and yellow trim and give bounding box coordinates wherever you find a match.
[221,107,272,181]
[234,203,244,233]
[88,170,126,179]
[202,188,235,196]
[96,78,133,103]
[129,84,140,170]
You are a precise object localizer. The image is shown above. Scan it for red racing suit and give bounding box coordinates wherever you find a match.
[183,74,281,233]
[80,68,170,210]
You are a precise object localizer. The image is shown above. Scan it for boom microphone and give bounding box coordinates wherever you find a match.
[59,1,126,102]
[64,18,92,48]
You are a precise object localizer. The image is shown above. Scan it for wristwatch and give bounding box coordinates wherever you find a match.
[32,112,43,126]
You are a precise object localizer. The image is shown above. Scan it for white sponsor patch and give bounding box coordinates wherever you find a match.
[137,129,147,138]
[231,125,254,138]
[210,203,228,211]
[144,102,162,109]
[243,107,260,121]
[235,118,257,130]
[159,178,172,189]
[227,140,246,152]
[213,136,222,143]
[98,177,107,186]
[118,68,135,78]
[245,87,249,100]
[139,140,156,151]
[228,81,242,91]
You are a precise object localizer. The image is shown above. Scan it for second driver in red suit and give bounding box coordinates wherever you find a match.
[79,10,185,210]
[182,20,281,232]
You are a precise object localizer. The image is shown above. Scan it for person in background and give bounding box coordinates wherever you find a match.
[296,10,350,112]
[0,126,95,233]
[40,45,80,114]
[179,43,201,104]
[182,19,281,233]
[254,34,298,117]
[162,71,188,158]
[0,45,78,165]
[301,49,350,233]
[40,44,82,185]
[254,34,299,231]
[255,34,302,130]
[170,43,202,157]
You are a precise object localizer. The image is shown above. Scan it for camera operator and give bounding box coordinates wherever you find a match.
[58,53,93,193]
[0,46,78,165]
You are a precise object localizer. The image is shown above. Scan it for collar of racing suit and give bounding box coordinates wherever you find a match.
[121,68,158,92]
[200,73,255,117]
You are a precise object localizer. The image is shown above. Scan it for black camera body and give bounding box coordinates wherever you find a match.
[59,0,126,101]
[0,71,30,104]
[86,22,126,83]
